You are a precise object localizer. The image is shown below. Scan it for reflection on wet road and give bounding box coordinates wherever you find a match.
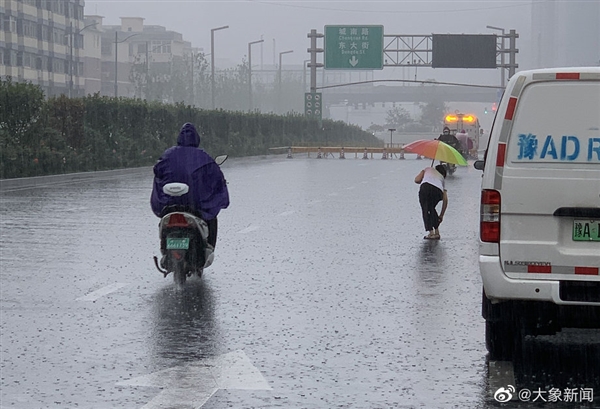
[1,156,597,408]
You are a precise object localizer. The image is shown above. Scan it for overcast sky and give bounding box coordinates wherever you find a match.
[86,0,540,85]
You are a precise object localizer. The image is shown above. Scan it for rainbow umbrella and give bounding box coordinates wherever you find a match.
[402,139,468,166]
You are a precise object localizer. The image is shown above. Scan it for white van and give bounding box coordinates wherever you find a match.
[474,67,600,360]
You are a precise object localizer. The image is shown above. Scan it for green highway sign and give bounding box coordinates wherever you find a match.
[325,25,384,70]
[305,92,322,121]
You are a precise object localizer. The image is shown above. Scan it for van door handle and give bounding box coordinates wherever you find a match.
[553,207,600,218]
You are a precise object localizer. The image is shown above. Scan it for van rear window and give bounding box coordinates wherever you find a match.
[507,82,600,166]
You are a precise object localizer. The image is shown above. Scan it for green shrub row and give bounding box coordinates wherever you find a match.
[0,78,381,179]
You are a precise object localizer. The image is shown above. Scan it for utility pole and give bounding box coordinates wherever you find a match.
[508,29,519,79]
[307,29,324,94]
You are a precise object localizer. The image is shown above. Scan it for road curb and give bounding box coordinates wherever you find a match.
[0,166,153,192]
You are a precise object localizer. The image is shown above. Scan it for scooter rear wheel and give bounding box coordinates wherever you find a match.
[171,260,187,287]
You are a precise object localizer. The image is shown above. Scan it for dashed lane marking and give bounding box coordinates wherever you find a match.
[77,282,129,301]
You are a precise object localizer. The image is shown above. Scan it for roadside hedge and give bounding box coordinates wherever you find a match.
[0,78,381,179]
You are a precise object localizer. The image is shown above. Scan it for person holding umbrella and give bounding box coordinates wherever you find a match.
[403,138,465,239]
[414,164,448,240]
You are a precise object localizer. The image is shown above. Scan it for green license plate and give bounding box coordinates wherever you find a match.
[166,237,190,249]
[573,220,600,241]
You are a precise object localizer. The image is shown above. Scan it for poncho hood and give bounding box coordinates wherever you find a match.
[177,123,200,147]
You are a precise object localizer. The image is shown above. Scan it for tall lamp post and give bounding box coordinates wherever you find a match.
[248,39,264,111]
[67,22,97,98]
[211,25,229,109]
[278,50,293,113]
[114,32,140,97]
[388,128,396,148]
[486,25,506,88]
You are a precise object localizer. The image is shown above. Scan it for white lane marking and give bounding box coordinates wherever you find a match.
[345,186,355,190]
[327,192,339,197]
[238,225,260,234]
[117,350,271,409]
[278,210,296,216]
[77,283,129,301]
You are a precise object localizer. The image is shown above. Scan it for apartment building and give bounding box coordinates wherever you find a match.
[1,0,86,97]
[94,17,197,99]
[1,3,198,100]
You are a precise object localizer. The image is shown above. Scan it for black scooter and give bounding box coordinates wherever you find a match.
[153,155,227,286]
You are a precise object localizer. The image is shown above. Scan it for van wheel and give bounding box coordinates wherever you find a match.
[485,320,515,361]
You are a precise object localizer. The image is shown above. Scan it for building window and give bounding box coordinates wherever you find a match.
[151,40,171,54]
[4,16,17,33]
[53,58,65,73]
[75,33,83,49]
[23,20,36,38]
[23,52,32,68]
[101,38,113,55]
[2,50,10,66]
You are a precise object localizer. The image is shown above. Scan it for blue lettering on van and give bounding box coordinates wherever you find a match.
[517,133,538,160]
[588,138,600,161]
[540,135,557,159]
[560,136,580,161]
[516,134,599,162]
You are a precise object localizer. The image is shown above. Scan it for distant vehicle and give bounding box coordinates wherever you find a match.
[473,67,600,360]
[443,112,481,158]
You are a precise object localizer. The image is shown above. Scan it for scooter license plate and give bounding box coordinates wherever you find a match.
[166,237,190,250]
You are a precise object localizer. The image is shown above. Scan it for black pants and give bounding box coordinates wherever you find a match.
[206,217,218,248]
[418,183,443,231]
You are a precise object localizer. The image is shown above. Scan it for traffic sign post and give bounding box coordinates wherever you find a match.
[324,25,383,70]
[305,92,322,121]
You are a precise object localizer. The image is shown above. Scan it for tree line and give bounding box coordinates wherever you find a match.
[0,77,380,179]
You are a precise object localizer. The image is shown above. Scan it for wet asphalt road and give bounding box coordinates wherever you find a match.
[1,155,598,409]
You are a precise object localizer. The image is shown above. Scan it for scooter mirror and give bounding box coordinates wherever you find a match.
[214,155,228,166]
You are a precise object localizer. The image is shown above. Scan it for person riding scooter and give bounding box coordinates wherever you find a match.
[436,127,462,175]
[150,122,229,267]
[437,127,462,152]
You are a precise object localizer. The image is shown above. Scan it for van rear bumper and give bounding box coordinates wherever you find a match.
[480,255,600,306]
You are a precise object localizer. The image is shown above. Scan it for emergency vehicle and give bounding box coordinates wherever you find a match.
[443,112,481,157]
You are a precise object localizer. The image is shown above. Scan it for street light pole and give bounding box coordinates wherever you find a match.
[114,31,140,97]
[388,128,396,149]
[278,50,293,113]
[486,25,506,88]
[211,25,229,109]
[248,39,264,111]
[67,21,97,98]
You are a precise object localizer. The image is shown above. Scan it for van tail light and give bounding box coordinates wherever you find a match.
[481,189,501,243]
